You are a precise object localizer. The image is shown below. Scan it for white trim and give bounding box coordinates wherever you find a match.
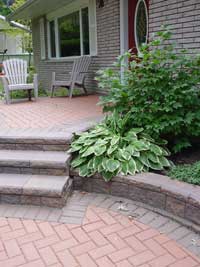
[120,0,129,55]
[46,0,97,59]
[80,9,84,56]
[134,0,148,54]
[54,18,60,58]
[39,18,46,60]
[120,0,129,79]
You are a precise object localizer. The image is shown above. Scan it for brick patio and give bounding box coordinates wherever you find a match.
[0,192,198,266]
[0,95,102,131]
[0,198,199,266]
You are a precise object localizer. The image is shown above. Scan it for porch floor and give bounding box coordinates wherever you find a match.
[0,95,103,138]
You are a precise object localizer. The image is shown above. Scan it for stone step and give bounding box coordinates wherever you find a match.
[0,173,73,208]
[0,136,70,151]
[0,150,71,176]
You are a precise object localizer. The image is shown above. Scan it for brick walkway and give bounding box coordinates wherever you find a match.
[0,95,102,130]
[0,192,199,267]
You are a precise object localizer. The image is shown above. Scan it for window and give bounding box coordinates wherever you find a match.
[48,5,94,59]
[49,20,56,58]
[134,0,148,52]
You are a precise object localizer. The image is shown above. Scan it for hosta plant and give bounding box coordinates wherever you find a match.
[70,112,171,182]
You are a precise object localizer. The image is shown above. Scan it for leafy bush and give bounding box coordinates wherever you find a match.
[70,112,171,182]
[168,162,200,185]
[97,27,200,152]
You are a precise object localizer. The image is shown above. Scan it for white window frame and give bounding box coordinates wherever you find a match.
[39,18,46,60]
[47,0,97,60]
[134,0,148,54]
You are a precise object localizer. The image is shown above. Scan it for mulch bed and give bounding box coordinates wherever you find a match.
[170,145,200,165]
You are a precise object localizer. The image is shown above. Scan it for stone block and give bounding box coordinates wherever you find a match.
[41,196,64,208]
[73,176,83,190]
[1,194,21,204]
[20,195,41,206]
[146,190,166,209]
[185,204,200,225]
[128,184,147,203]
[92,178,110,194]
[166,196,185,218]
[110,182,129,198]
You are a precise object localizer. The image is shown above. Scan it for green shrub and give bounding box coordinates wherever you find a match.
[70,112,171,182]
[97,27,200,152]
[168,162,200,185]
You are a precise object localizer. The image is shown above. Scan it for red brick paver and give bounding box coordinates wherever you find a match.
[0,95,102,130]
[0,206,199,267]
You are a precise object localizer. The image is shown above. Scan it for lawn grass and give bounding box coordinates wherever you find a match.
[0,80,81,100]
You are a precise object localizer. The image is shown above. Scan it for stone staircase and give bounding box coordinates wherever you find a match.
[0,136,73,208]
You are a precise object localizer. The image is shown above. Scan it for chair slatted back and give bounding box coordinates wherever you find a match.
[70,56,91,84]
[3,59,28,85]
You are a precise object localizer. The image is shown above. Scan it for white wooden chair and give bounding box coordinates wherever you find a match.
[51,56,91,98]
[1,59,38,104]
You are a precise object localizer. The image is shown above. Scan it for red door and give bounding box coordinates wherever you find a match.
[128,0,149,54]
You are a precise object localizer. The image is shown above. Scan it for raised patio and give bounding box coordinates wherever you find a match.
[0,95,103,137]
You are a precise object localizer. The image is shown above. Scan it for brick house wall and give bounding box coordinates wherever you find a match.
[149,0,200,53]
[32,0,120,94]
[32,0,200,93]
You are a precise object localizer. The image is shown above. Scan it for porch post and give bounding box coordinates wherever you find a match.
[120,0,129,81]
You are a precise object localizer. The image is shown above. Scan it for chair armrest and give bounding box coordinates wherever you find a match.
[79,71,93,74]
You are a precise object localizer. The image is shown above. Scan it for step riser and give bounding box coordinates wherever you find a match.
[0,167,69,176]
[0,180,73,208]
[0,143,70,151]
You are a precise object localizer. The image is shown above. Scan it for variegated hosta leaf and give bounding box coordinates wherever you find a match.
[70,118,171,182]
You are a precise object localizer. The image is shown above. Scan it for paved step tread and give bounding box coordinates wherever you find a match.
[0,173,71,197]
[0,150,70,168]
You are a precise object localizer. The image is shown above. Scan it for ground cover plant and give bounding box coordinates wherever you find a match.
[70,111,171,181]
[168,161,200,185]
[97,27,200,153]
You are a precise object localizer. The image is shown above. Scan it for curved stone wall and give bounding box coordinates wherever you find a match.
[71,171,200,227]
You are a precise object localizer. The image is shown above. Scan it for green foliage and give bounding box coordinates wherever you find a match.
[70,111,171,182]
[97,26,200,152]
[0,0,10,16]
[168,161,200,185]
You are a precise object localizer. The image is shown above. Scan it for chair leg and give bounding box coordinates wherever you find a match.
[51,86,55,98]
[5,90,10,104]
[28,89,32,101]
[83,84,88,95]
[69,83,75,99]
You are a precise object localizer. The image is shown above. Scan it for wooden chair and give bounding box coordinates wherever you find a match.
[51,56,91,98]
[1,59,38,104]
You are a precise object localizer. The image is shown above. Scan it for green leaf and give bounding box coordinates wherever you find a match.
[94,145,107,156]
[120,149,132,161]
[71,157,87,168]
[102,171,114,182]
[148,152,160,163]
[159,156,171,167]
[121,161,129,175]
[106,159,120,172]
[111,136,120,146]
[149,144,163,156]
[82,147,94,157]
[148,161,163,170]
[140,154,150,167]
[107,145,118,155]
[135,159,144,172]
[79,164,90,177]
[128,158,136,175]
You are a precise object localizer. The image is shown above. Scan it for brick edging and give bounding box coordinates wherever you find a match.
[70,170,200,227]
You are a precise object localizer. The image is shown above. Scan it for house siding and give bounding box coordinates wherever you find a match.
[149,0,200,53]
[32,0,120,93]
[32,0,200,93]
